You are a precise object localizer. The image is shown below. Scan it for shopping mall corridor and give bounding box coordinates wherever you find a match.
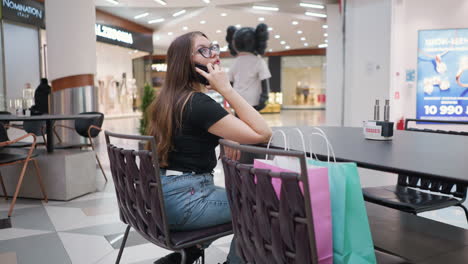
[0,110,466,264]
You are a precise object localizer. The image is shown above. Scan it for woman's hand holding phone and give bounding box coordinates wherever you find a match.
[195,63,232,95]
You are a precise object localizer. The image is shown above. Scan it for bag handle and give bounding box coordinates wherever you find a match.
[266,130,288,160]
[309,127,337,163]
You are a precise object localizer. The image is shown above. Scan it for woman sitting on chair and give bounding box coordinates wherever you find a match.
[147,31,272,264]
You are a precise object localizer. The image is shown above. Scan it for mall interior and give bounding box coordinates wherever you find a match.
[0,0,468,263]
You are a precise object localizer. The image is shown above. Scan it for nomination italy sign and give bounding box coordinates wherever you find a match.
[2,0,45,28]
[95,23,153,53]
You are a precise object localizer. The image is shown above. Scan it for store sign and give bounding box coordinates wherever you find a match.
[417,29,468,122]
[95,23,153,53]
[2,0,45,28]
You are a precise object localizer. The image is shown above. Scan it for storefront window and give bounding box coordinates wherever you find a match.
[281,56,326,109]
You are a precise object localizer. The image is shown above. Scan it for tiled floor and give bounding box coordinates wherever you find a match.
[0,110,467,264]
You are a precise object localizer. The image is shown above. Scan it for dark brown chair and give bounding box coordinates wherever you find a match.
[0,125,47,217]
[219,139,411,264]
[363,118,468,222]
[105,131,232,264]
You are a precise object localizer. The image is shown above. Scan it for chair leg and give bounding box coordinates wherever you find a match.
[456,204,468,223]
[32,159,48,203]
[115,225,131,264]
[89,137,108,182]
[0,171,7,200]
[8,160,30,217]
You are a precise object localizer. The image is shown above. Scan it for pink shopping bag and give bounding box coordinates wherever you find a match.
[254,157,333,264]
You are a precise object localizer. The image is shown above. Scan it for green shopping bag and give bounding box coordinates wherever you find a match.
[305,128,376,264]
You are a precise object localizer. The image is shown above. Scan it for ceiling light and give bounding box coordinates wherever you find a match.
[297,30,303,34]
[274,35,280,39]
[258,17,265,21]
[221,13,227,17]
[106,0,119,4]
[280,40,286,45]
[324,33,328,37]
[322,24,328,29]
[252,5,279,11]
[268,27,273,31]
[202,0,210,3]
[325,39,328,43]
[134,13,149,19]
[216,30,222,33]
[292,21,299,25]
[168,32,173,36]
[269,48,273,52]
[154,0,167,6]
[285,46,290,49]
[212,40,218,44]
[148,18,165,24]
[200,20,206,24]
[182,26,188,31]
[305,12,327,18]
[301,37,306,41]
[235,24,241,28]
[220,45,228,52]
[173,10,186,17]
[300,2,325,9]
[318,43,328,48]
[304,43,309,47]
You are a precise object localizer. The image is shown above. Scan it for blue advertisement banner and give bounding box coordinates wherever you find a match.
[417,29,468,122]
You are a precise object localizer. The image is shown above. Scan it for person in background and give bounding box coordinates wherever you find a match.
[225,23,271,112]
[31,78,51,114]
[147,31,272,264]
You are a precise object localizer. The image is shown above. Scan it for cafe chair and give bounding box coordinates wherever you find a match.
[219,139,410,264]
[53,111,107,182]
[0,125,48,217]
[105,131,232,264]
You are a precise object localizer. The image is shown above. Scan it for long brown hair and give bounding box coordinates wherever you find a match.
[147,31,207,167]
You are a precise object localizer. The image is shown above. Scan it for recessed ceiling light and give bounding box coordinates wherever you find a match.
[304,43,309,47]
[148,18,165,24]
[297,30,303,34]
[269,48,273,52]
[322,24,328,29]
[235,24,241,28]
[212,40,218,44]
[216,30,222,33]
[285,45,290,49]
[221,13,227,17]
[305,12,327,18]
[299,2,325,9]
[220,45,228,52]
[252,5,279,11]
[324,33,328,37]
[200,20,206,24]
[274,35,280,39]
[173,10,186,17]
[300,37,306,41]
[325,39,328,43]
[154,0,167,6]
[134,13,149,19]
[280,40,286,45]
[268,27,273,31]
[182,26,188,31]
[258,17,265,21]
[106,0,119,5]
[292,21,299,25]
[202,0,210,3]
[318,43,328,48]
[168,32,173,36]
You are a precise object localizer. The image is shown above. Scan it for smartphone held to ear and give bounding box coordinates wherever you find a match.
[195,64,210,86]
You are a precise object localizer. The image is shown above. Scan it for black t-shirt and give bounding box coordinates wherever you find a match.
[165,92,228,173]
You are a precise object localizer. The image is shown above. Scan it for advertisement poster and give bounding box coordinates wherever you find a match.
[417,29,468,122]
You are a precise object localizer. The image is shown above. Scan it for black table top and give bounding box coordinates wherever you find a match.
[0,114,100,121]
[271,126,468,184]
[367,202,468,263]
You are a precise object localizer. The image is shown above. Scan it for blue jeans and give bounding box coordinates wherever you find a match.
[161,171,244,263]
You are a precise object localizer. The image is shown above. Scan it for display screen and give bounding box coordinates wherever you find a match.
[417,29,468,122]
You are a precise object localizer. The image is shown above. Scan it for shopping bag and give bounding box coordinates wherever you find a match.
[253,129,333,264]
[308,128,376,264]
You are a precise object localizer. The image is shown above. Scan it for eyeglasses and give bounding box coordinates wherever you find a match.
[194,44,220,58]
